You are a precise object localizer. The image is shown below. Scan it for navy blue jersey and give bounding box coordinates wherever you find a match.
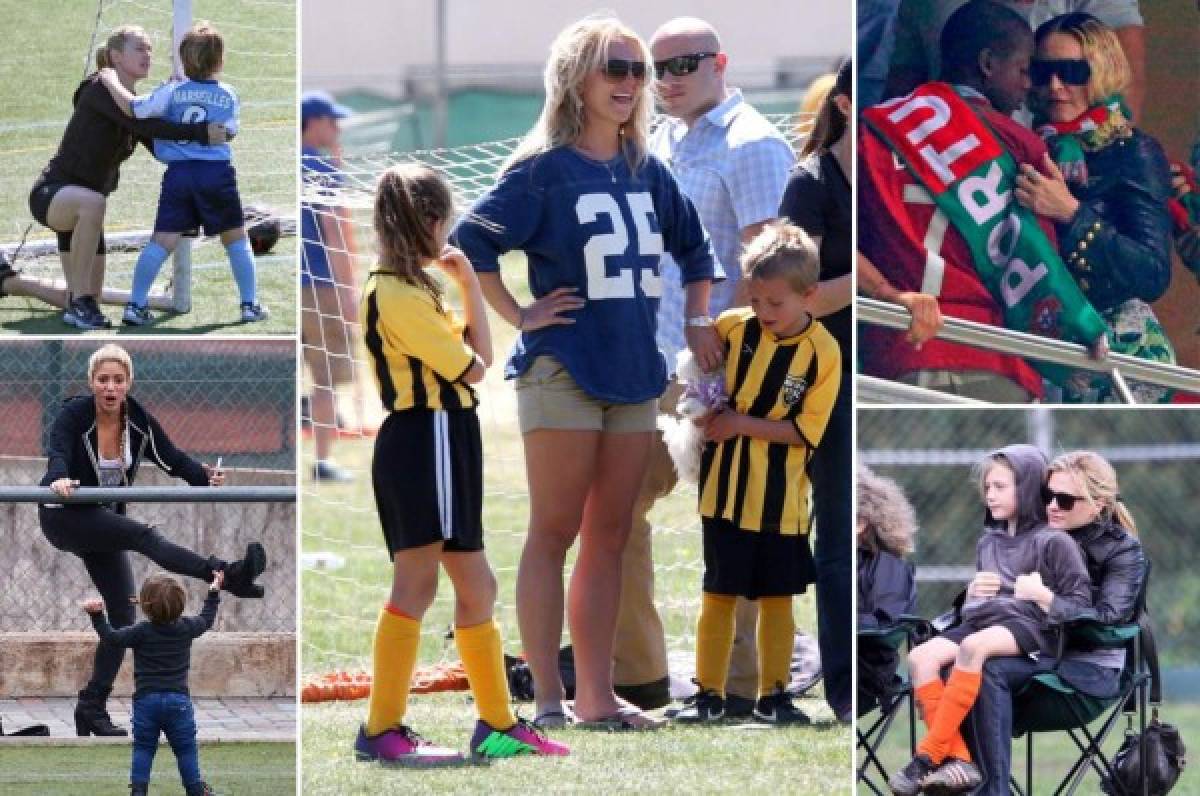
[452,146,716,403]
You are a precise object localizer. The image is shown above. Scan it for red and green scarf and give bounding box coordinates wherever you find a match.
[1035,95,1132,186]
[863,83,1108,385]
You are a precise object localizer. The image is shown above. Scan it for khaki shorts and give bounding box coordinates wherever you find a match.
[302,284,355,387]
[515,356,658,434]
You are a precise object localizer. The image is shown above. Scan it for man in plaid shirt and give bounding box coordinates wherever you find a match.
[611,15,795,714]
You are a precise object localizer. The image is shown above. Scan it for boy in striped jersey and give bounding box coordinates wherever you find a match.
[677,220,841,725]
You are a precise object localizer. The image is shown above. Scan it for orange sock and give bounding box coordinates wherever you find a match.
[917,668,981,764]
[914,679,972,761]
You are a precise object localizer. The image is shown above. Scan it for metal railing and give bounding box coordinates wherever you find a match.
[856,297,1200,403]
[0,486,295,504]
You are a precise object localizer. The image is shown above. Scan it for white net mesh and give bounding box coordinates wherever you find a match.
[0,0,295,294]
[301,112,815,676]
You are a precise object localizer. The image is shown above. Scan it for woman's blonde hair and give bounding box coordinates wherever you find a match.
[1035,14,1131,105]
[373,163,456,310]
[1048,450,1138,536]
[503,14,653,174]
[95,25,150,71]
[857,465,918,556]
[88,344,134,383]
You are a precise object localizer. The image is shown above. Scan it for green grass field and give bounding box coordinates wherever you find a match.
[0,741,295,795]
[300,266,852,792]
[0,0,295,334]
[861,693,1200,794]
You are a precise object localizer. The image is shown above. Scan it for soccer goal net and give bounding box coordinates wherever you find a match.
[300,111,818,689]
[0,0,294,311]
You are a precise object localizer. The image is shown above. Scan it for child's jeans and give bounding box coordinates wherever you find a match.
[131,691,201,786]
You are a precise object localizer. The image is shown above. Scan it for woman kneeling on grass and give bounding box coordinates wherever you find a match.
[889,444,1091,795]
[354,164,568,765]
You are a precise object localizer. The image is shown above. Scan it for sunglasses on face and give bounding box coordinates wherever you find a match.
[1042,486,1085,511]
[601,59,647,82]
[654,52,718,79]
[1031,58,1092,87]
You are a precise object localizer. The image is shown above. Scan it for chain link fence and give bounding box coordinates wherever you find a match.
[1,340,295,633]
[858,408,1200,670]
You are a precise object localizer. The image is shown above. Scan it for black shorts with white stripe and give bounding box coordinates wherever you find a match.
[372,408,484,554]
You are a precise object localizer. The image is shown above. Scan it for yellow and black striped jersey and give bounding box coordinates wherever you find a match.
[361,270,478,412]
[698,308,841,534]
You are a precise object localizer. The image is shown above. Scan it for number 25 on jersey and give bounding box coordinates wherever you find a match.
[576,192,664,300]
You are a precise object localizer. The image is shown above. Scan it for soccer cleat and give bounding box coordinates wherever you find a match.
[63,296,112,330]
[753,684,810,725]
[240,302,269,322]
[122,302,154,326]
[469,718,570,758]
[313,460,354,482]
[888,753,938,796]
[922,758,983,796]
[354,724,465,766]
[673,688,725,723]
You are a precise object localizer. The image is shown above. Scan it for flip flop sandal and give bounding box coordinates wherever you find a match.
[922,758,983,796]
[576,706,666,732]
[532,705,576,730]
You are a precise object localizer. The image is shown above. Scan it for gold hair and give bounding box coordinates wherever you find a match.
[88,344,134,383]
[1048,450,1138,536]
[95,25,150,71]
[742,220,821,293]
[1061,19,1131,103]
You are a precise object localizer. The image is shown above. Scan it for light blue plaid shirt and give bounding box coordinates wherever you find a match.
[650,90,795,375]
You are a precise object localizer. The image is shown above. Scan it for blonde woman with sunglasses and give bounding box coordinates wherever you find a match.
[453,14,719,729]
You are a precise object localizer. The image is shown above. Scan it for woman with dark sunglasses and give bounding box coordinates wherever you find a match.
[962,450,1145,795]
[453,14,719,730]
[1016,12,1174,402]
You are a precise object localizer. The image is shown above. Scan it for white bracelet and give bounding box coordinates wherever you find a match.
[685,315,714,328]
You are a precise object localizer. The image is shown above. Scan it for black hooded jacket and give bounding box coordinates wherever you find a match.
[40,395,208,511]
[961,444,1092,653]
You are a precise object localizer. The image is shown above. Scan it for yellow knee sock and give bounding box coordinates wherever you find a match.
[456,619,517,730]
[757,596,795,697]
[365,606,421,736]
[695,592,737,695]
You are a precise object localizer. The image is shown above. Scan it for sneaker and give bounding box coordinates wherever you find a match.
[313,460,354,482]
[724,692,755,718]
[753,685,810,725]
[240,302,269,322]
[354,724,464,766]
[63,296,111,330]
[469,718,570,758]
[921,758,983,796]
[673,688,725,723]
[122,302,153,326]
[888,753,938,796]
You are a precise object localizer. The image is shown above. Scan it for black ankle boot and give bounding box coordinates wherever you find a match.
[222,542,267,598]
[75,692,127,737]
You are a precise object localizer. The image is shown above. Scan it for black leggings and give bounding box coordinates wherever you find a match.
[38,505,220,699]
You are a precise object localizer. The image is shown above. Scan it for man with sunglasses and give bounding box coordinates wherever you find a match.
[883,0,1145,121]
[859,0,1065,402]
[610,16,795,717]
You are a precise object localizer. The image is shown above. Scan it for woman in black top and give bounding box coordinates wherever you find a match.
[19,25,227,330]
[778,58,853,720]
[39,344,266,736]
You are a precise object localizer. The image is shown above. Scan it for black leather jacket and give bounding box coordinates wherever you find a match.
[1047,518,1145,628]
[1057,129,1174,313]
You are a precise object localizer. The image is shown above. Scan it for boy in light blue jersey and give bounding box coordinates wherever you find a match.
[98,21,267,325]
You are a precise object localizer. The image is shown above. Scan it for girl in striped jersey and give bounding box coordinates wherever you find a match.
[676,221,841,726]
[354,164,568,764]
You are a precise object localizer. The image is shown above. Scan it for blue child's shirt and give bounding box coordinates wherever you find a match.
[132,77,238,162]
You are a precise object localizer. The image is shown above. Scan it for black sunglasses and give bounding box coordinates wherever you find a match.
[654,52,718,79]
[1031,58,1092,87]
[601,59,647,81]
[1042,486,1085,511]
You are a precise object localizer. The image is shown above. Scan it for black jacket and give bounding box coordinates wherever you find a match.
[40,395,209,509]
[858,548,917,631]
[38,75,211,196]
[90,591,219,699]
[1057,129,1174,313]
[1048,518,1145,628]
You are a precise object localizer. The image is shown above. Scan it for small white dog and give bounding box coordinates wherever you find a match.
[660,350,728,484]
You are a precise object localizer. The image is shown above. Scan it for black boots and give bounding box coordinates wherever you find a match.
[185,782,215,796]
[75,688,127,737]
[221,542,267,598]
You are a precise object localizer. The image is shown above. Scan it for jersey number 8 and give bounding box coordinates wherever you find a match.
[576,192,664,300]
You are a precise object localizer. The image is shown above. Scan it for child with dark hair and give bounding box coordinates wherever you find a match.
[82,571,224,796]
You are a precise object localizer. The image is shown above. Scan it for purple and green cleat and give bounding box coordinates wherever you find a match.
[469,718,570,759]
[354,724,465,766]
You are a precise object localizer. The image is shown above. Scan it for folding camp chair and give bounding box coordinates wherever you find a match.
[1009,562,1156,796]
[857,616,930,795]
